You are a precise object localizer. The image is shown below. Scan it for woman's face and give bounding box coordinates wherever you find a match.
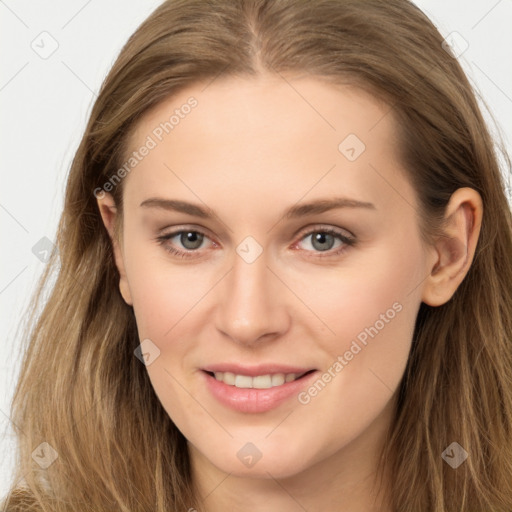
[101,74,436,481]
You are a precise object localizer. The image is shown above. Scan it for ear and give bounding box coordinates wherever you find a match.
[96,192,133,306]
[421,187,483,307]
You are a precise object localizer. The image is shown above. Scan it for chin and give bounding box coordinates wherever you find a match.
[204,441,311,479]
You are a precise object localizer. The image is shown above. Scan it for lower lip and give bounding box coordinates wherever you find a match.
[201,370,318,413]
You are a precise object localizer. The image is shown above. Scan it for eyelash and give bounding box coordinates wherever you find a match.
[155,226,356,260]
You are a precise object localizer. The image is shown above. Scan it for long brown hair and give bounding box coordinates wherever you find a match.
[3,1,512,510]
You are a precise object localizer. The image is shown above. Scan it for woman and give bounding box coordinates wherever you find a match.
[3,0,512,510]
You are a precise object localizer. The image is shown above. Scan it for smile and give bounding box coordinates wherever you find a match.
[202,369,319,413]
[207,370,314,389]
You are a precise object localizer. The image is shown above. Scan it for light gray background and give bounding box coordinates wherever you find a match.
[1,0,511,499]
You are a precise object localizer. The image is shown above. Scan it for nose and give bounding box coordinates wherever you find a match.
[214,245,290,347]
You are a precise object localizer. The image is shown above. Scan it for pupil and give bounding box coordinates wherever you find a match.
[313,232,333,251]
[182,231,203,249]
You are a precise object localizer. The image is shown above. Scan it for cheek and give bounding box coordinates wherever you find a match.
[304,234,424,393]
[124,242,212,338]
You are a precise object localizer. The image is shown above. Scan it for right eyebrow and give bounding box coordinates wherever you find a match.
[139,198,213,218]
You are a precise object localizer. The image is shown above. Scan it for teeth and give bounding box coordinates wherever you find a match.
[212,371,303,389]
[235,374,253,388]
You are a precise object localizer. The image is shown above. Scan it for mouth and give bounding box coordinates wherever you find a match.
[202,369,316,389]
[201,367,320,413]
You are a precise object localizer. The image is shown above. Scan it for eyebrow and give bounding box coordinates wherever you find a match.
[139,197,376,219]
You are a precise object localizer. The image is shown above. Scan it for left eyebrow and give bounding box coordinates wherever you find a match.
[139,196,376,219]
[283,197,376,219]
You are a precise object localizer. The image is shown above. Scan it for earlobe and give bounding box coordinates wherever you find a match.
[96,192,133,306]
[421,187,483,307]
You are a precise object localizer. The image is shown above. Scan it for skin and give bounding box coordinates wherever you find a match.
[97,73,482,512]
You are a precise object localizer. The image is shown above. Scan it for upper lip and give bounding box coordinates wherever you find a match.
[202,363,316,377]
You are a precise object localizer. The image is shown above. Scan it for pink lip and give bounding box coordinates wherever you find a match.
[201,369,318,413]
[202,363,315,377]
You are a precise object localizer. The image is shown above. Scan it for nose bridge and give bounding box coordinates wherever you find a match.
[215,238,288,345]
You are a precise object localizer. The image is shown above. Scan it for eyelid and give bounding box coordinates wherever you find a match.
[293,223,355,242]
[158,224,217,242]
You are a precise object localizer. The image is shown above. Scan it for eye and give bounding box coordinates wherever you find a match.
[293,227,355,258]
[155,229,214,259]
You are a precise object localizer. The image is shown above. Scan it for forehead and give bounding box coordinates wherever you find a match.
[129,73,394,152]
[121,74,414,219]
